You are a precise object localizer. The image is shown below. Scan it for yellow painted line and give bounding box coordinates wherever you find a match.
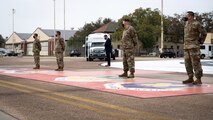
[0,80,173,120]
[0,84,32,93]
[0,82,133,120]
[37,94,132,120]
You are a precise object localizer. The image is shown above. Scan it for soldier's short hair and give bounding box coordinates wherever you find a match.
[187,11,194,17]
[56,31,61,35]
[34,33,38,37]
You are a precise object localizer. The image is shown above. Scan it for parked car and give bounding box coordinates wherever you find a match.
[148,52,157,56]
[160,48,176,58]
[7,50,18,56]
[69,50,81,57]
[0,48,8,56]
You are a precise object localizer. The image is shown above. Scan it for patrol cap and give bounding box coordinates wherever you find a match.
[187,11,194,17]
[123,18,130,22]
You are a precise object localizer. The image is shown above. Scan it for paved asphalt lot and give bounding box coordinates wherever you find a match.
[0,56,213,120]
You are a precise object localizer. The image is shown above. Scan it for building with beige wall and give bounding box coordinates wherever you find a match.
[204,33,213,44]
[5,27,77,56]
[6,32,31,54]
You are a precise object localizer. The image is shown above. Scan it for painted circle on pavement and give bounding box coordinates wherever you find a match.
[104,82,208,91]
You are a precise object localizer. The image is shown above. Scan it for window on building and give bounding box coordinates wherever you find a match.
[200,45,205,49]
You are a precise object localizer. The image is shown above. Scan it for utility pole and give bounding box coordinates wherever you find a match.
[53,0,56,56]
[64,0,66,55]
[12,8,15,51]
[64,0,66,40]
[160,0,164,53]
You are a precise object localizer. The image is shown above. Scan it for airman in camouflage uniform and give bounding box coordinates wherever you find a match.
[55,31,65,71]
[119,19,138,78]
[182,11,207,85]
[32,33,41,69]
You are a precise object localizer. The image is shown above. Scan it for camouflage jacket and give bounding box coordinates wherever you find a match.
[55,37,65,53]
[32,39,41,53]
[184,20,207,49]
[121,25,138,50]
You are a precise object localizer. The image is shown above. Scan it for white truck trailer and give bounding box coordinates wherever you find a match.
[200,44,213,59]
[84,33,110,61]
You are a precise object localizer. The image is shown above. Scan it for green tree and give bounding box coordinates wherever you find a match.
[164,11,213,44]
[68,18,112,51]
[196,11,213,32]
[112,8,161,52]
[0,34,5,48]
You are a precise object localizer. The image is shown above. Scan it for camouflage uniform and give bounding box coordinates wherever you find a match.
[55,37,65,69]
[121,25,138,74]
[32,38,41,68]
[184,19,207,80]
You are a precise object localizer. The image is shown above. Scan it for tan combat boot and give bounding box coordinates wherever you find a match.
[193,78,202,85]
[33,65,40,69]
[57,67,64,71]
[182,77,194,84]
[55,67,60,71]
[128,72,134,78]
[118,72,128,77]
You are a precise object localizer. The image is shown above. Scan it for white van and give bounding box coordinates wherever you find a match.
[200,44,213,59]
[84,33,110,61]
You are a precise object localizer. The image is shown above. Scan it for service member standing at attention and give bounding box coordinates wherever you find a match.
[55,31,65,71]
[182,11,207,85]
[32,33,41,69]
[104,35,112,67]
[119,19,138,78]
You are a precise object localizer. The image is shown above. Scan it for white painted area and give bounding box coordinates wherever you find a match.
[55,76,109,82]
[102,59,213,75]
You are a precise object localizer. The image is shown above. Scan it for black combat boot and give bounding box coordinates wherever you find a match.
[182,77,194,84]
[118,71,128,77]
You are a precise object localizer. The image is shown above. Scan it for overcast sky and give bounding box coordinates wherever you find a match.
[0,0,212,38]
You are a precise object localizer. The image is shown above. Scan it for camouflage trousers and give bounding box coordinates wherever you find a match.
[184,48,203,79]
[123,49,135,73]
[33,52,40,67]
[55,52,64,68]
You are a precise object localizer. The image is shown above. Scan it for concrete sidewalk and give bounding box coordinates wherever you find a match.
[0,111,18,120]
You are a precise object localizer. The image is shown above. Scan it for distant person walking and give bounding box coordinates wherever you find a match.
[55,31,65,71]
[104,35,112,67]
[182,11,207,85]
[119,19,138,78]
[32,33,41,69]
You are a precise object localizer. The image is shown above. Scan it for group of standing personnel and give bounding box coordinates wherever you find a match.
[33,31,65,71]
[32,11,207,85]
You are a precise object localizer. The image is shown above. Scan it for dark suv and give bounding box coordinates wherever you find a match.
[160,48,176,58]
[69,50,81,57]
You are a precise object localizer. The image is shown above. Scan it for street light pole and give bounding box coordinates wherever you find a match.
[53,0,56,56]
[12,8,15,51]
[160,0,164,53]
[64,0,66,40]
